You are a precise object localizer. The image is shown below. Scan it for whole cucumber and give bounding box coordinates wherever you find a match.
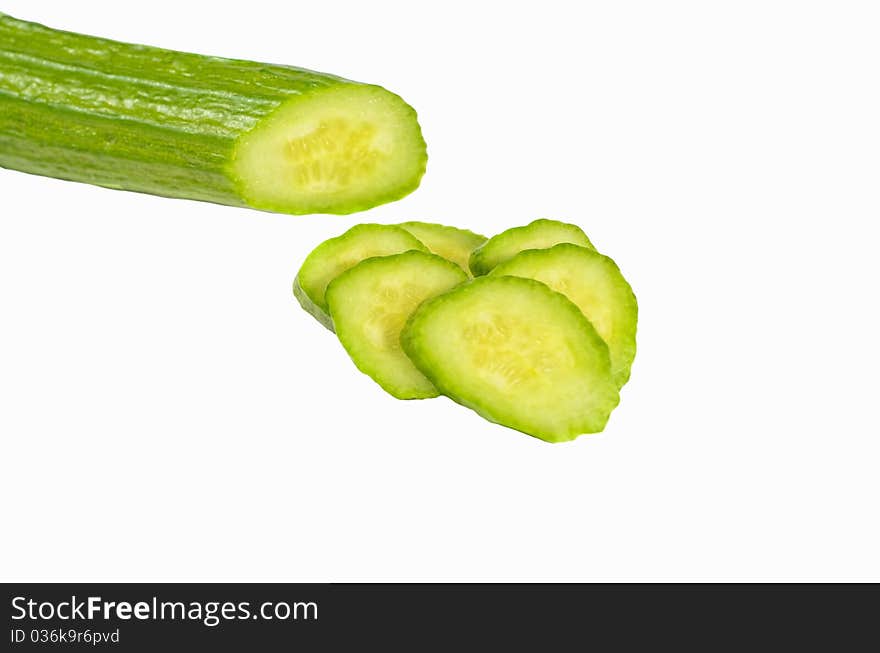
[0,13,427,215]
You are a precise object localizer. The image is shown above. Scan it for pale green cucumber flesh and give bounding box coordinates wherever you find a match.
[401,276,619,442]
[397,222,487,275]
[0,13,426,215]
[294,224,428,327]
[491,244,638,388]
[469,219,596,276]
[233,86,426,214]
[326,251,468,399]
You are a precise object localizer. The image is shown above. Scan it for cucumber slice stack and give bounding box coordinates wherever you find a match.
[293,219,637,443]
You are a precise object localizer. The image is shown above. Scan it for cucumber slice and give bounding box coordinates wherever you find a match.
[469,219,596,276]
[326,251,468,399]
[0,13,426,215]
[491,244,638,388]
[401,276,619,442]
[397,222,487,275]
[293,224,428,329]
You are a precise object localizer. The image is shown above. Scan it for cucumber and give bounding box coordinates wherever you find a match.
[401,276,619,442]
[491,244,638,388]
[326,251,468,399]
[293,224,428,329]
[0,13,426,215]
[469,219,595,276]
[397,222,486,275]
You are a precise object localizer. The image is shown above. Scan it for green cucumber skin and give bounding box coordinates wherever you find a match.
[0,13,424,214]
[293,277,335,332]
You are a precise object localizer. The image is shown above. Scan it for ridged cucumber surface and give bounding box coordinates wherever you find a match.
[401,276,619,442]
[469,219,595,276]
[0,13,427,215]
[397,222,486,275]
[326,251,467,399]
[491,244,638,388]
[293,224,428,329]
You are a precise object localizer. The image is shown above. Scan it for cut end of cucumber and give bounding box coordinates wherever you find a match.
[232,85,427,215]
[402,276,620,442]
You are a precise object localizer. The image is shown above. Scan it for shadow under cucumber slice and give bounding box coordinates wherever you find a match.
[326,250,468,399]
[294,224,428,330]
[469,219,595,276]
[401,276,619,442]
[491,243,638,388]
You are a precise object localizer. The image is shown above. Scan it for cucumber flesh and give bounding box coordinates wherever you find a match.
[294,224,427,329]
[469,219,595,276]
[233,86,427,214]
[397,222,486,275]
[491,244,638,388]
[0,14,426,215]
[326,251,468,399]
[401,276,619,442]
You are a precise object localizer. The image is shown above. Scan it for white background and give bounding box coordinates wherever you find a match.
[1,1,878,582]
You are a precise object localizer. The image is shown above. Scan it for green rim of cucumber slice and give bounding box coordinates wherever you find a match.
[469,219,596,276]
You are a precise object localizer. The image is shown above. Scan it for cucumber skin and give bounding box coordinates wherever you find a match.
[0,13,425,214]
[401,276,619,442]
[293,278,335,332]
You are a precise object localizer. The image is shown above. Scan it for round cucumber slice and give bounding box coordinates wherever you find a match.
[469,219,596,276]
[397,222,487,275]
[491,244,638,388]
[326,251,468,399]
[401,276,619,442]
[294,224,428,329]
